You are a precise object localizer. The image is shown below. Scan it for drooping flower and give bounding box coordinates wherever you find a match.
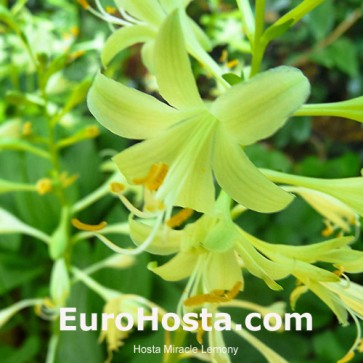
[78,0,226,86]
[72,267,166,362]
[88,10,310,215]
[129,193,291,308]
[261,169,363,236]
[239,229,363,362]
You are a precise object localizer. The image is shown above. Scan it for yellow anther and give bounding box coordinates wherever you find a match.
[86,125,100,138]
[106,6,117,14]
[358,338,363,352]
[166,208,194,228]
[22,122,32,136]
[70,26,80,37]
[322,220,334,237]
[60,173,78,189]
[77,0,89,10]
[36,178,52,195]
[333,266,345,277]
[338,350,355,363]
[226,59,239,69]
[69,50,85,61]
[219,49,228,63]
[110,182,125,194]
[72,218,107,232]
[184,281,242,307]
[133,163,168,191]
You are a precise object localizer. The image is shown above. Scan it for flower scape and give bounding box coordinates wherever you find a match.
[0,0,363,363]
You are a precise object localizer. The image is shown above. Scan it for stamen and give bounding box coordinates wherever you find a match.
[94,212,163,255]
[60,173,78,189]
[110,182,125,194]
[77,0,89,10]
[70,26,80,37]
[322,220,335,237]
[226,59,239,69]
[72,218,107,231]
[184,281,242,307]
[225,281,243,300]
[133,163,168,191]
[68,50,85,61]
[358,338,363,352]
[219,49,228,63]
[36,178,52,195]
[22,121,32,136]
[166,208,194,228]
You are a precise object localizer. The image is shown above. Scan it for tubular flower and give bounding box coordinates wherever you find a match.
[72,267,166,362]
[88,10,310,215]
[239,228,363,362]
[129,193,291,309]
[94,0,227,86]
[261,169,363,236]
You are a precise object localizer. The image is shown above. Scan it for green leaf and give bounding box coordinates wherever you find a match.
[0,254,44,294]
[273,0,326,28]
[311,38,359,77]
[0,5,21,34]
[262,19,294,43]
[308,0,335,41]
[222,72,243,86]
[1,336,40,363]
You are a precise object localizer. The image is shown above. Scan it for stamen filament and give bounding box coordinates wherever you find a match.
[94,213,163,255]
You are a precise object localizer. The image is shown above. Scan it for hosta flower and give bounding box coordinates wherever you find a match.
[79,0,225,85]
[88,10,310,214]
[72,267,166,362]
[130,193,291,304]
[262,169,363,235]
[243,230,363,362]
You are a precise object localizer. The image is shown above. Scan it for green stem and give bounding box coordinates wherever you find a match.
[250,0,266,77]
[46,330,60,363]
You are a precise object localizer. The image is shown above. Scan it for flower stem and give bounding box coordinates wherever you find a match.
[250,0,266,77]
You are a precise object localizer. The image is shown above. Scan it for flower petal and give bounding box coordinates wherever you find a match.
[114,0,165,26]
[262,170,363,217]
[101,25,156,67]
[158,116,216,212]
[129,219,182,255]
[211,66,310,145]
[154,10,204,109]
[88,73,187,139]
[203,249,243,291]
[148,251,198,281]
[114,114,216,213]
[179,11,228,88]
[212,126,294,213]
